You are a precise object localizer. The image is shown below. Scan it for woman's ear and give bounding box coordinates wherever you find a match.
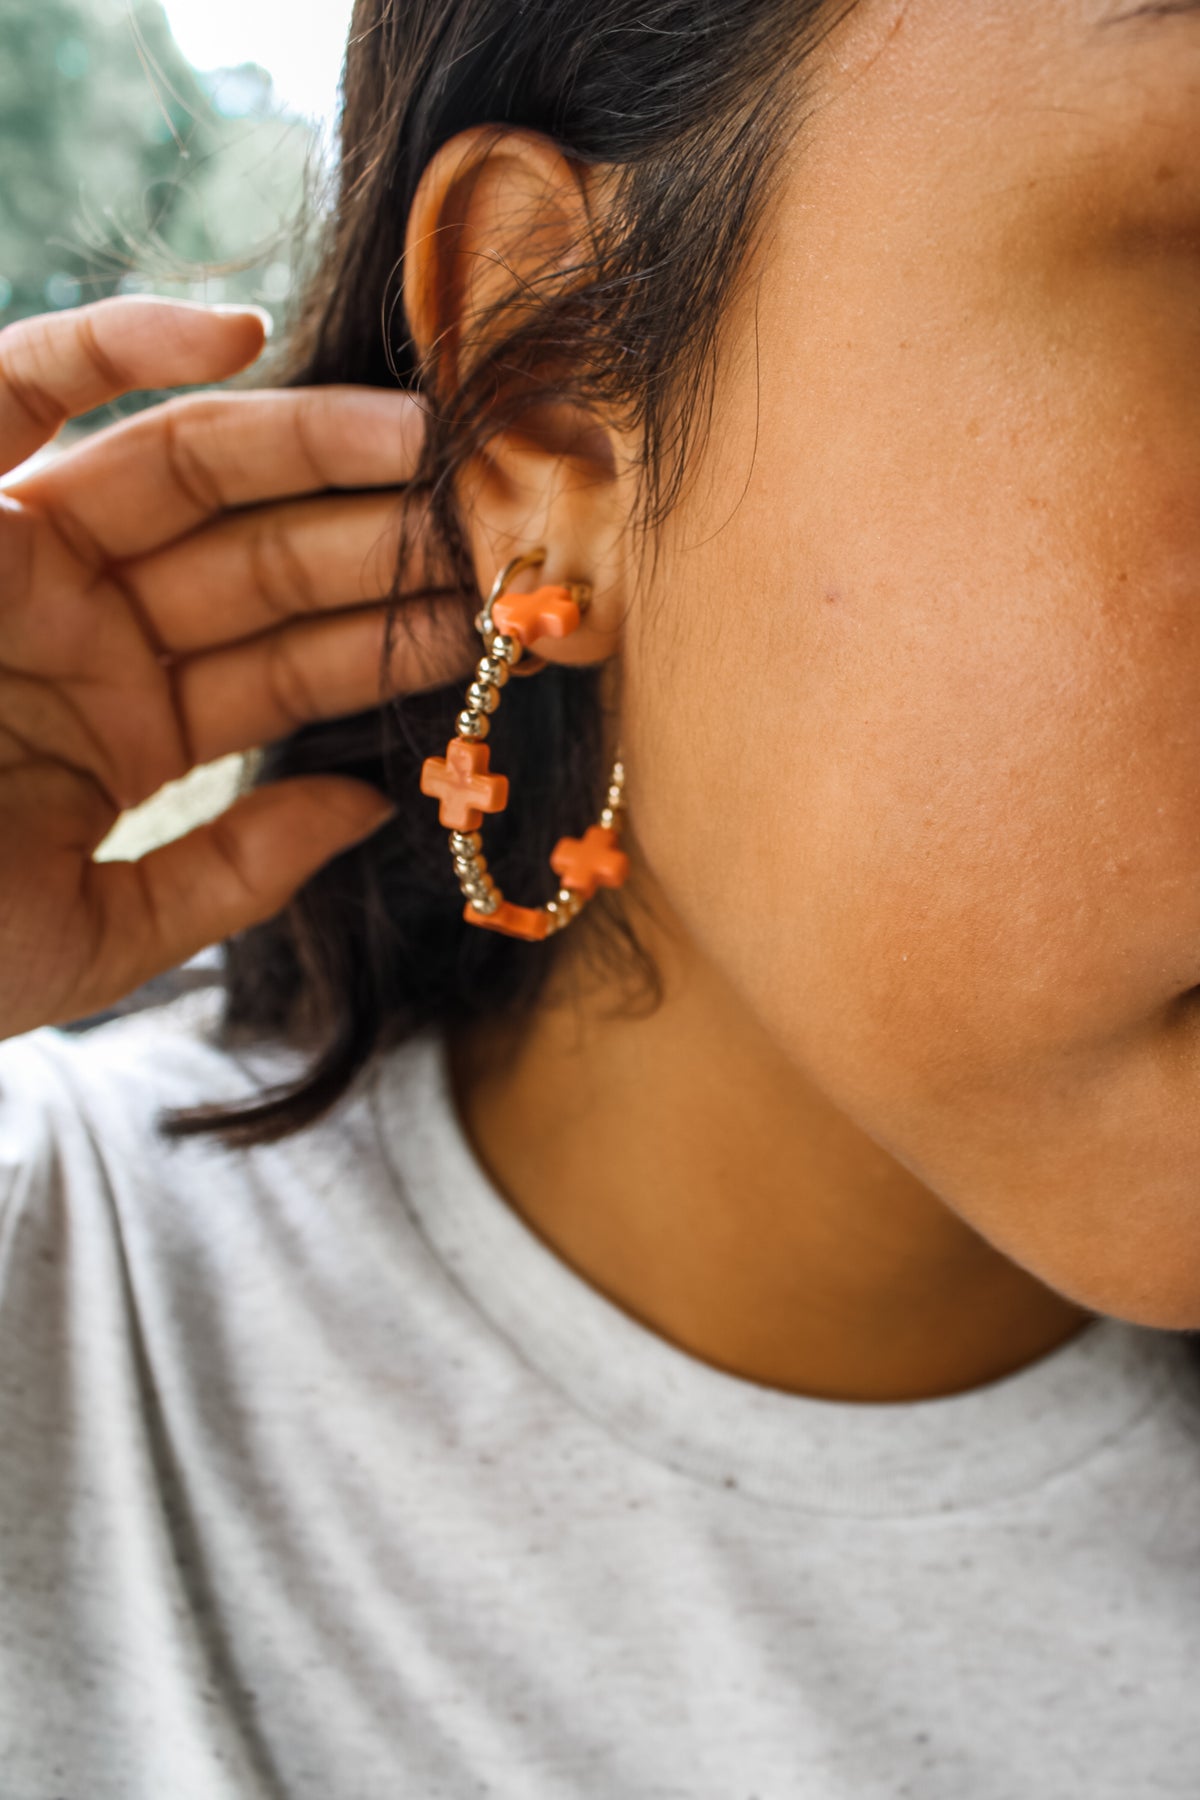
[402,127,634,668]
[404,126,589,396]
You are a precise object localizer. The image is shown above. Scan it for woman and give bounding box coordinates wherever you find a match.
[1,0,1198,1791]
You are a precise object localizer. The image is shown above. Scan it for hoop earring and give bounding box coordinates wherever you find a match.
[419,547,630,941]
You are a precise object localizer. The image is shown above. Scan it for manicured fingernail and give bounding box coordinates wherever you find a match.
[212,303,274,338]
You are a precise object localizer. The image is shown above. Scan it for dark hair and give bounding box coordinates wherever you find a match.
[160,0,856,1148]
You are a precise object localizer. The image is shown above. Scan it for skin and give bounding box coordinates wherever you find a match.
[0,300,474,1035]
[402,0,1200,1397]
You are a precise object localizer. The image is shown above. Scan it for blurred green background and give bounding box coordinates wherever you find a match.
[1,0,347,419]
[0,0,352,858]
[0,0,342,333]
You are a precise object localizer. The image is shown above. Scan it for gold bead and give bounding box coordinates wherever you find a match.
[467,681,500,714]
[457,710,488,739]
[477,654,510,688]
[492,634,521,667]
[450,830,483,853]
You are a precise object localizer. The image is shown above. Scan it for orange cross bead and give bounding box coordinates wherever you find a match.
[419,738,509,831]
[490,584,582,650]
[462,899,552,940]
[549,825,630,901]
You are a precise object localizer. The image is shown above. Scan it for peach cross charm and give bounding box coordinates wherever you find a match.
[490,584,583,650]
[420,738,509,831]
[549,825,630,902]
[462,898,552,940]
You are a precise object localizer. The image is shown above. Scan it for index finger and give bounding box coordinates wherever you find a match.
[0,296,269,478]
[10,385,429,563]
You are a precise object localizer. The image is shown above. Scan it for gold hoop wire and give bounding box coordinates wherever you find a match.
[417,547,629,941]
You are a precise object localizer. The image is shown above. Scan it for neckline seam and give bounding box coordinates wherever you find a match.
[601,1393,1174,1521]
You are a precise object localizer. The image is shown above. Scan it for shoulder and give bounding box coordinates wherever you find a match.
[0,972,440,1302]
[0,976,452,1429]
[0,979,280,1182]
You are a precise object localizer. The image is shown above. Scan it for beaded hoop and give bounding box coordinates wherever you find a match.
[419,548,630,941]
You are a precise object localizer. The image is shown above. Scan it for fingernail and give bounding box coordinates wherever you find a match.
[212,302,275,339]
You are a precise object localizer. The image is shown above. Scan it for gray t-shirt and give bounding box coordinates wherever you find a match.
[1,986,1199,1799]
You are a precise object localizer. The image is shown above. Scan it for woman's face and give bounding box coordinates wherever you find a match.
[617,0,1200,1325]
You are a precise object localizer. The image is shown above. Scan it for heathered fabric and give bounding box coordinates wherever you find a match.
[2,986,1199,1799]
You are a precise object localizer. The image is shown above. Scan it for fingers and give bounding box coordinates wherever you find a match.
[11,383,430,563]
[0,298,269,480]
[0,486,473,816]
[84,776,397,1006]
[173,599,477,767]
[125,490,411,652]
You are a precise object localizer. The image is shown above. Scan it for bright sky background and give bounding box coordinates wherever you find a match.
[159,0,355,121]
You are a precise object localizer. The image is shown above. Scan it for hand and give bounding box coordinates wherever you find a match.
[0,296,472,1040]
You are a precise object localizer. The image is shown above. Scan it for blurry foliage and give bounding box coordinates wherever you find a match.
[0,0,321,423]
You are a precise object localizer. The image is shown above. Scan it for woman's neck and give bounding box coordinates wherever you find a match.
[446,911,1090,1404]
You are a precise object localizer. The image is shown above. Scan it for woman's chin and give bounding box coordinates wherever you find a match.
[1032,1244,1200,1335]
